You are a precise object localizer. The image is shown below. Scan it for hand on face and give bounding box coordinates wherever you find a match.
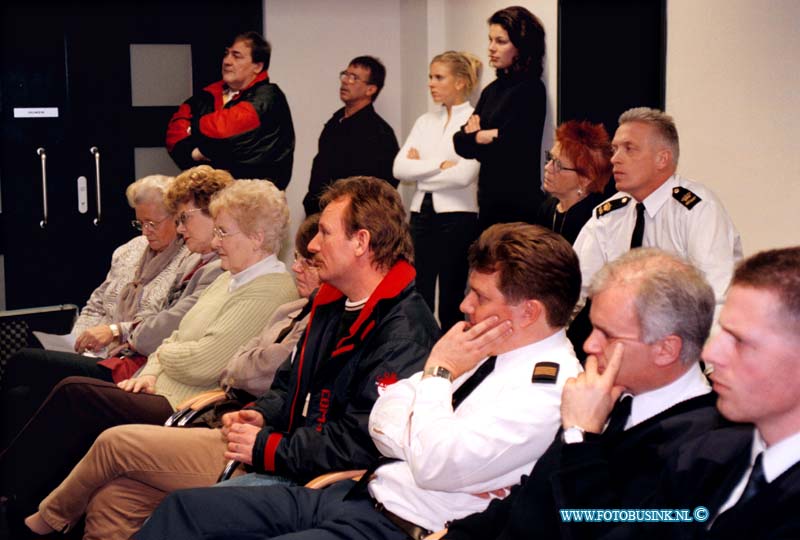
[560,342,625,433]
[423,315,513,380]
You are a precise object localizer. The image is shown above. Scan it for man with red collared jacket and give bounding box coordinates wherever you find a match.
[215,176,440,486]
[166,31,295,189]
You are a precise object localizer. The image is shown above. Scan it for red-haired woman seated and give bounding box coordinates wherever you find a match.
[536,120,612,244]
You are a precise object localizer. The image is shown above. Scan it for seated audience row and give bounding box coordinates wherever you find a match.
[135,246,800,540]
[2,173,192,446]
[22,213,322,539]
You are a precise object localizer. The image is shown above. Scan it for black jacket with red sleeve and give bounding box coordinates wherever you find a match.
[248,260,440,484]
[166,71,295,189]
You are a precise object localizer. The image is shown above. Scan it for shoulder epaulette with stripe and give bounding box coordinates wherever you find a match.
[672,186,702,210]
[531,361,559,384]
[596,196,632,218]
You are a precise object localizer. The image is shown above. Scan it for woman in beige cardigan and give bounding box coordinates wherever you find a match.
[0,180,298,536]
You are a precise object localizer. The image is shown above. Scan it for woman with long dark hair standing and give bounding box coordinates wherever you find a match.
[453,5,547,232]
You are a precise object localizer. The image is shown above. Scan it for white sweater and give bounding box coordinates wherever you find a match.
[393,101,479,213]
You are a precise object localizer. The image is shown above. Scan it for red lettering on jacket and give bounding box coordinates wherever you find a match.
[316,388,331,432]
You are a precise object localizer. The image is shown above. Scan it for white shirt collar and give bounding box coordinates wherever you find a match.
[626,363,711,430]
[639,174,678,217]
[228,253,286,292]
[442,101,473,115]
[754,428,800,483]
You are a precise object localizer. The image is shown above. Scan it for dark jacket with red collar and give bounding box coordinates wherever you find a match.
[248,261,440,483]
[166,71,295,189]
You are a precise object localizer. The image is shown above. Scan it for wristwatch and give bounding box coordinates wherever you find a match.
[109,323,121,339]
[423,365,453,382]
[562,425,585,444]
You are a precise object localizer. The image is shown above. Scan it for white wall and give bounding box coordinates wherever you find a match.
[264,0,404,261]
[666,0,800,254]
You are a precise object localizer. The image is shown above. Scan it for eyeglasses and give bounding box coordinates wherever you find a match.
[545,151,580,174]
[131,217,171,231]
[339,70,369,84]
[177,208,203,226]
[293,251,315,270]
[212,226,242,239]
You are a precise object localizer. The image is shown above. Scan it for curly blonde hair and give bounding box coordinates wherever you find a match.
[209,180,289,254]
[164,165,234,214]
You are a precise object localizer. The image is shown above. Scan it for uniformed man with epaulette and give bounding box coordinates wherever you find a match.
[573,106,742,320]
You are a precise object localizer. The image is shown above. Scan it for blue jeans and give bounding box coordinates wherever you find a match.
[216,472,295,488]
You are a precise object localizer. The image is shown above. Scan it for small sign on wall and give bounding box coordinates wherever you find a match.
[14,108,59,118]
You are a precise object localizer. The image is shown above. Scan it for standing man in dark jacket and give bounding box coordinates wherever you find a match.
[302,56,399,216]
[166,31,295,189]
[439,248,727,540]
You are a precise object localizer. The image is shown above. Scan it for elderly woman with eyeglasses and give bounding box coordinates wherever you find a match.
[73,174,188,354]
[0,180,299,532]
[0,175,188,448]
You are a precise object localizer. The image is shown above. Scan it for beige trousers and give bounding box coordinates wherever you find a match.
[38,423,232,540]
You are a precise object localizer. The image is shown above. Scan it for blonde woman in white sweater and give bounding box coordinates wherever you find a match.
[393,51,482,331]
[0,180,298,531]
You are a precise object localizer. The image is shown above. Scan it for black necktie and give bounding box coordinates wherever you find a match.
[737,453,767,507]
[604,395,633,435]
[712,453,768,530]
[346,356,497,499]
[630,202,646,248]
[452,356,496,409]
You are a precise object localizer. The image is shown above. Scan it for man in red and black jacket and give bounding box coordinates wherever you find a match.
[165,31,295,189]
[220,175,440,484]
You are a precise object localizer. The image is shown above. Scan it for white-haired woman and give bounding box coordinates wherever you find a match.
[1,175,188,447]
[0,180,299,531]
[393,51,482,331]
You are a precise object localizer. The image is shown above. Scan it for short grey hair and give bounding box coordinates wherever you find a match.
[125,174,174,210]
[589,248,714,365]
[618,107,680,166]
[209,179,289,255]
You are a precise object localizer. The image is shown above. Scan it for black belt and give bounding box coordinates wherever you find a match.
[372,499,432,540]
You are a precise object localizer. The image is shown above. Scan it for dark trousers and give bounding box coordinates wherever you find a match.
[0,376,173,521]
[135,480,409,540]
[1,348,113,448]
[410,194,477,331]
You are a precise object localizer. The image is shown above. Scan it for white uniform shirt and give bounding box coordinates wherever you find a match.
[393,102,480,213]
[367,330,581,532]
[573,174,742,316]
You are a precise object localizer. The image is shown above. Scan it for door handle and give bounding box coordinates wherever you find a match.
[90,146,102,225]
[36,147,48,228]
